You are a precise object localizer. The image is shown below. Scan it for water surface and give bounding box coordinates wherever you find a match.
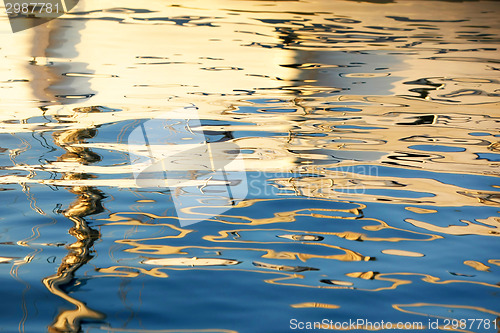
[0,0,499,332]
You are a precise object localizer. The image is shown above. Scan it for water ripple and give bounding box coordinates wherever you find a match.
[0,0,499,332]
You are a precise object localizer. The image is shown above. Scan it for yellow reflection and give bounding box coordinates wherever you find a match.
[345,271,377,280]
[204,229,372,261]
[3,94,499,210]
[92,257,500,295]
[182,198,364,225]
[43,275,105,333]
[205,223,440,245]
[42,109,105,331]
[393,302,500,320]
[110,197,441,242]
[94,264,499,294]
[96,266,168,278]
[261,249,369,262]
[488,259,500,267]
[371,272,500,293]
[406,217,500,237]
[291,303,340,309]
[463,260,490,272]
[405,207,437,214]
[144,257,240,267]
[117,240,370,262]
[381,249,424,257]
[264,271,500,292]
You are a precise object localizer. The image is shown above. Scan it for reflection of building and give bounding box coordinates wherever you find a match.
[43,121,105,333]
[22,5,104,332]
[61,0,408,103]
[27,14,93,105]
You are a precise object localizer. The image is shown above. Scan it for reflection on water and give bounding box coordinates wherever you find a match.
[43,122,105,332]
[0,0,499,332]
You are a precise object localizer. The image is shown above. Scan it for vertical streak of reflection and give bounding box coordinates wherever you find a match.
[43,119,105,333]
[23,2,104,331]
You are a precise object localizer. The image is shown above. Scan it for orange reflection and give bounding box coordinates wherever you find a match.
[291,302,339,309]
[43,109,105,332]
[406,217,500,237]
[393,302,500,318]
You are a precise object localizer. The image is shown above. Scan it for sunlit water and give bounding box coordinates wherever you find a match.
[0,1,499,332]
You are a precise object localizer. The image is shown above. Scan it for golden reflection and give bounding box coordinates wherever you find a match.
[291,303,340,309]
[458,191,500,206]
[261,249,369,262]
[204,223,440,244]
[370,272,500,293]
[41,110,106,332]
[488,259,500,267]
[345,271,377,280]
[103,210,373,261]
[2,95,498,209]
[42,125,105,332]
[406,217,500,237]
[95,263,367,291]
[99,199,363,224]
[277,234,324,241]
[2,94,498,212]
[253,261,318,272]
[391,303,500,333]
[94,262,500,293]
[272,168,498,208]
[381,249,424,257]
[144,257,240,267]
[463,260,491,272]
[404,207,437,214]
[99,213,193,238]
[265,271,500,292]
[263,274,356,290]
[184,198,364,225]
[117,240,369,262]
[97,266,168,278]
[103,199,441,244]
[14,6,107,331]
[392,302,500,320]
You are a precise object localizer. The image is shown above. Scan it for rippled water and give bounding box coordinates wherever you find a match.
[1,0,499,332]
